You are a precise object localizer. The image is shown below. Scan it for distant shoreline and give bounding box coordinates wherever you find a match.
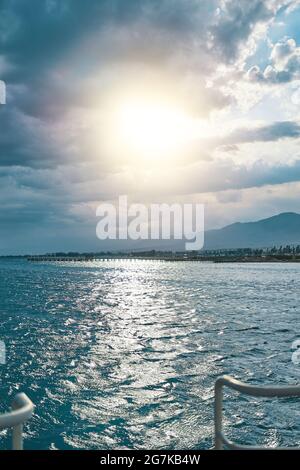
[1,246,300,263]
[1,254,299,263]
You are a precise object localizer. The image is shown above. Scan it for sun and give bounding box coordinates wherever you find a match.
[113,96,197,162]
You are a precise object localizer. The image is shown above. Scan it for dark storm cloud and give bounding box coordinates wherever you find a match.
[0,106,53,167]
[0,0,212,80]
[0,0,221,170]
[0,0,219,116]
[0,104,81,168]
[211,0,277,61]
[1,0,275,116]
[1,0,144,79]
[1,0,299,253]
[0,0,298,173]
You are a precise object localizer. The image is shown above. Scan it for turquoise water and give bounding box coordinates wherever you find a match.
[0,259,299,449]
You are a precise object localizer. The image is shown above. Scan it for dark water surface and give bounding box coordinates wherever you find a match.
[0,259,299,449]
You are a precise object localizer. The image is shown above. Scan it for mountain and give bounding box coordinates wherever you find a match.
[204,212,300,250]
[89,211,300,252]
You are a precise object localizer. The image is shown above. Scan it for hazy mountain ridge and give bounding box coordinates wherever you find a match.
[116,212,300,252]
[204,212,300,249]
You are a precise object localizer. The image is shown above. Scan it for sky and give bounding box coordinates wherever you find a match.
[1,0,300,254]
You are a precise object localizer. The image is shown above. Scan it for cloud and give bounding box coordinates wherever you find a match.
[173,158,300,195]
[1,0,286,116]
[1,1,215,80]
[224,120,300,144]
[1,0,300,252]
[202,180,300,230]
[211,0,275,61]
[196,121,300,160]
[247,36,300,83]
[0,105,83,168]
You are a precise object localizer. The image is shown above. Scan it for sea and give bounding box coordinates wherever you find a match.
[0,258,299,449]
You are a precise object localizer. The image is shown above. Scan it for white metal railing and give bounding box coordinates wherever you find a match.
[0,393,34,450]
[214,375,300,450]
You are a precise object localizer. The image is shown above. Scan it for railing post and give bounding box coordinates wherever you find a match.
[214,379,223,450]
[0,393,33,450]
[11,395,24,450]
[12,423,23,450]
[213,375,300,450]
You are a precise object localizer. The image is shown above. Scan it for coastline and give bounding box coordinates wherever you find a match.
[24,254,300,263]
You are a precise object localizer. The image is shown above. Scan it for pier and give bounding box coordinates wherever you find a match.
[27,256,96,262]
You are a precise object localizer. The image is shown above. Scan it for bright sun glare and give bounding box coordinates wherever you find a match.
[114,97,197,161]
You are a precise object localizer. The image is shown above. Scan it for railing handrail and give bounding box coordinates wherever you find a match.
[0,393,34,450]
[214,375,300,450]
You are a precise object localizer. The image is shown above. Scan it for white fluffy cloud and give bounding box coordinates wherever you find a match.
[247,37,300,83]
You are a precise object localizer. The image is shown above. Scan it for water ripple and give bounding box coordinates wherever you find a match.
[0,259,299,449]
